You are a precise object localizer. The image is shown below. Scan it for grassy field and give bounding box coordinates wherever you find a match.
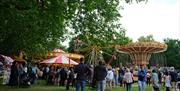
[0,85,155,91]
[0,80,164,91]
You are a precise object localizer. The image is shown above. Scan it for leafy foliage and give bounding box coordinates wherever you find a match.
[0,0,68,57]
[0,0,146,60]
[138,35,155,42]
[68,0,133,50]
[67,0,133,65]
[164,38,180,68]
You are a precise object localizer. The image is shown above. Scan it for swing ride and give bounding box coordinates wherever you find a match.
[74,37,117,66]
[75,36,167,66]
[75,45,107,66]
[115,42,167,65]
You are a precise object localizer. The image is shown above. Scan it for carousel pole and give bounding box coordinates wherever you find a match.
[69,57,70,67]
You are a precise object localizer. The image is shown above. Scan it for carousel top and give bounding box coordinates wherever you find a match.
[116,42,167,54]
[48,49,84,60]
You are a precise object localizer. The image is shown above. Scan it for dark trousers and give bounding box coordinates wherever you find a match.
[119,76,124,87]
[66,79,73,90]
[166,87,170,91]
[30,74,36,84]
[126,83,132,91]
[60,79,66,86]
[146,78,151,86]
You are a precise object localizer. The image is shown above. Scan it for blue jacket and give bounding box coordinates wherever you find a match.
[138,69,147,81]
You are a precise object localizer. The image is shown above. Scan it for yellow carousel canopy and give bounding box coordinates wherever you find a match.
[47,49,84,61]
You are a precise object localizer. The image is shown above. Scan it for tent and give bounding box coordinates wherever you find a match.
[0,55,14,65]
[47,48,84,62]
[40,54,78,65]
[1,55,14,63]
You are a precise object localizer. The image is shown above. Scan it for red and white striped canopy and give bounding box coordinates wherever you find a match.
[0,55,14,65]
[0,55,14,63]
[40,54,78,65]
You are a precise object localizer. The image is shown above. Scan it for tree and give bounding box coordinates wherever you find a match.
[164,38,180,69]
[0,0,146,59]
[68,0,135,50]
[67,0,134,65]
[138,35,155,42]
[0,0,71,58]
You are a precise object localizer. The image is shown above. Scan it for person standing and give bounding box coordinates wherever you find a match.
[94,61,107,91]
[30,64,38,84]
[152,69,160,91]
[119,67,125,87]
[9,61,19,86]
[169,67,177,91]
[165,72,171,91]
[88,65,94,88]
[146,70,151,86]
[66,67,75,91]
[74,58,90,91]
[114,68,119,87]
[106,67,114,91]
[59,68,67,86]
[3,65,9,85]
[138,64,147,91]
[124,68,133,91]
[177,70,180,81]
[158,69,163,87]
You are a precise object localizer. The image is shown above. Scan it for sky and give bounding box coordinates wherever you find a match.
[121,0,180,42]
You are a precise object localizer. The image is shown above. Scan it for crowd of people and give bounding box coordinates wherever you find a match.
[1,58,180,91]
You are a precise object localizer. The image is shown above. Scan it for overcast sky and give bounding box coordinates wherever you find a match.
[121,0,180,42]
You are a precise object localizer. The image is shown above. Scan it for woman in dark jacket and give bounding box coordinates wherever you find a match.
[9,61,19,86]
[66,67,75,90]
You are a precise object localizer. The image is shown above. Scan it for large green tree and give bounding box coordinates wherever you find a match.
[67,0,136,65]
[0,0,146,59]
[68,0,138,52]
[164,38,180,68]
[0,0,72,57]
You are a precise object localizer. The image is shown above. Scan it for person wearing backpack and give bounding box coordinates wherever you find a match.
[74,58,90,91]
[94,61,107,91]
[138,64,147,91]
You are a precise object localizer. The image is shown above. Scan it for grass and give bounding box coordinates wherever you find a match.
[0,80,164,91]
[0,85,154,91]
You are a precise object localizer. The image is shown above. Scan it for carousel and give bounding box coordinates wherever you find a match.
[40,49,83,67]
[47,48,84,63]
[115,42,167,65]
